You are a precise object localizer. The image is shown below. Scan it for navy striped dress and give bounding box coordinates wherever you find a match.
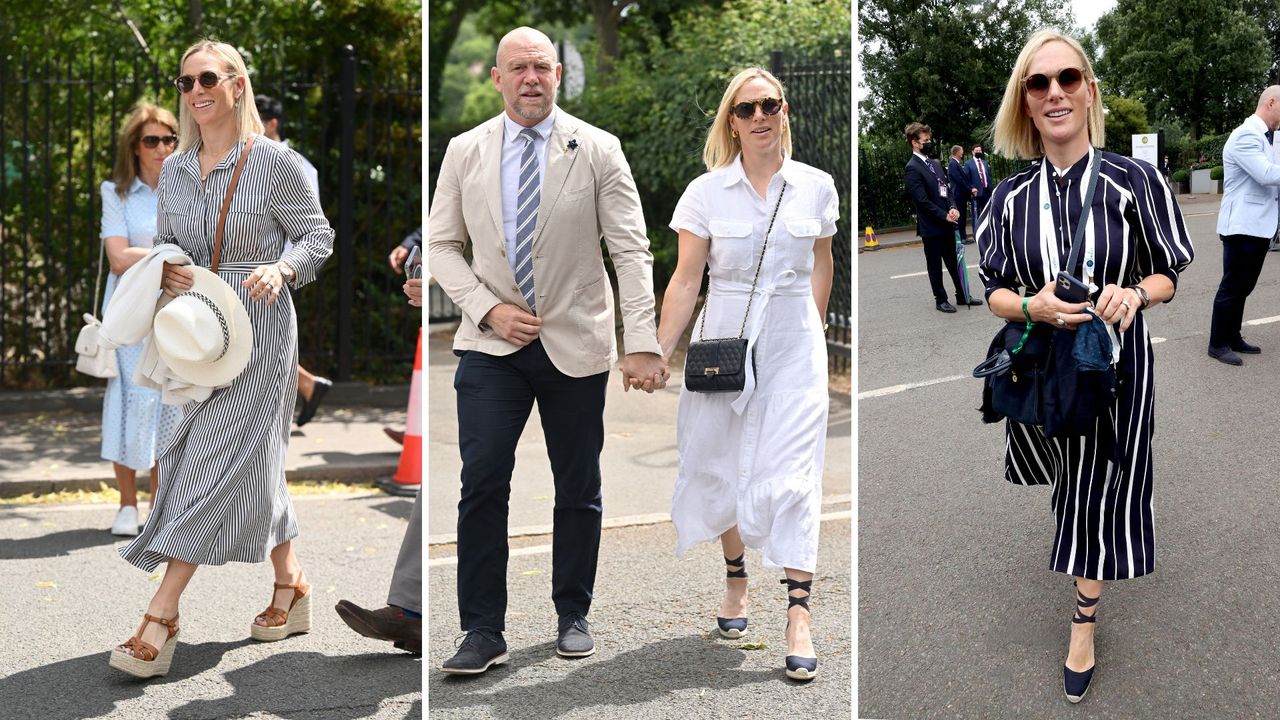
[120,136,333,572]
[976,148,1194,581]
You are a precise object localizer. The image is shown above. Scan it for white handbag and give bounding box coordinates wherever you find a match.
[75,239,118,379]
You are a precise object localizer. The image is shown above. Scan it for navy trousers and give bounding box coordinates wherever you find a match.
[1210,234,1271,348]
[921,232,968,303]
[453,340,609,632]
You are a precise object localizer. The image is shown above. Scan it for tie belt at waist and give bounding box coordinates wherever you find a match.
[213,261,278,273]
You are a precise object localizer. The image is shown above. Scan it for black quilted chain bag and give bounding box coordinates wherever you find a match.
[685,180,787,393]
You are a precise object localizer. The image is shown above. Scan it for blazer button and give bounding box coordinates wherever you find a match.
[511,285,519,292]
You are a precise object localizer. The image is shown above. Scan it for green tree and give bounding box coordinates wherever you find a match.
[859,0,1074,146]
[1102,93,1150,144]
[1095,0,1268,139]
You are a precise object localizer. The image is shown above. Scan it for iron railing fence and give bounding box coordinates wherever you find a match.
[773,47,852,374]
[0,45,421,389]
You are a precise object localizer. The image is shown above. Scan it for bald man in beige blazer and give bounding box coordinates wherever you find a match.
[429,26,667,674]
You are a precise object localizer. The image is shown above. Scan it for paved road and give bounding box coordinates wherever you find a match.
[858,196,1280,718]
[428,516,851,719]
[0,493,422,720]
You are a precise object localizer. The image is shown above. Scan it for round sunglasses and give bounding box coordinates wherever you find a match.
[731,97,783,120]
[139,134,178,149]
[174,71,237,94]
[1023,67,1085,99]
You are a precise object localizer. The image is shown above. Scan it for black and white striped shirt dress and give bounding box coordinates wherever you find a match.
[119,135,333,572]
[977,148,1194,581]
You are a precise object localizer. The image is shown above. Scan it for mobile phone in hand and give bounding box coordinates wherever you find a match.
[1054,271,1089,303]
[405,245,422,279]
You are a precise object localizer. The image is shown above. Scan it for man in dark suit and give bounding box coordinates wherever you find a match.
[947,144,972,243]
[903,122,981,313]
[964,144,992,225]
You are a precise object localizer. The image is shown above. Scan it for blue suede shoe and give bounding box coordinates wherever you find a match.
[716,553,749,638]
[1063,586,1099,703]
[781,577,817,681]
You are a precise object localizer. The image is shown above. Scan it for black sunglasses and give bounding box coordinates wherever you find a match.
[140,135,178,149]
[174,71,236,94]
[1023,67,1085,98]
[731,97,783,120]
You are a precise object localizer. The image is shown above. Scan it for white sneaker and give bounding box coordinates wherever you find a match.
[111,506,139,536]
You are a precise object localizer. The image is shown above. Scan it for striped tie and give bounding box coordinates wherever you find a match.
[512,128,540,313]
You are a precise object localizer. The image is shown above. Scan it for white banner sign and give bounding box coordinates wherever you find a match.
[1131,133,1159,167]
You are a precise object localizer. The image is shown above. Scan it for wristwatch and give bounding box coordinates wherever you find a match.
[277,262,296,284]
[1128,285,1149,309]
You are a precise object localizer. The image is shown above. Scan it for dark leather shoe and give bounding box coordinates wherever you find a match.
[936,301,957,313]
[335,600,421,654]
[556,614,595,657]
[1208,346,1243,366]
[1231,339,1261,354]
[442,629,507,674]
[963,237,976,245]
[296,376,332,427]
[956,296,984,307]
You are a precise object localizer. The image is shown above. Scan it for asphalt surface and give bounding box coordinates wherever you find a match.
[0,493,422,720]
[428,517,852,719]
[858,195,1280,718]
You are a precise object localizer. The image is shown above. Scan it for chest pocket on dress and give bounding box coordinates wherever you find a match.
[709,218,756,271]
[783,217,823,270]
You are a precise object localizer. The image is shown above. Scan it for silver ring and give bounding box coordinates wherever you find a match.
[1120,300,1131,310]
[1056,312,1066,326]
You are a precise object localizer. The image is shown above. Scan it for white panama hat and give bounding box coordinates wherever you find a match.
[152,265,252,387]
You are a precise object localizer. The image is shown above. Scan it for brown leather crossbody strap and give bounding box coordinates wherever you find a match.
[211,135,256,273]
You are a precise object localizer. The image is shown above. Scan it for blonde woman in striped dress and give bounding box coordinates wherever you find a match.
[109,40,333,678]
[977,30,1193,703]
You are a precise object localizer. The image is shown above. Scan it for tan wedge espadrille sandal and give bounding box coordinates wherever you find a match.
[109,613,180,678]
[250,580,312,642]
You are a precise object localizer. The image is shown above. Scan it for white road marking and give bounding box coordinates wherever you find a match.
[857,374,970,400]
[891,264,980,280]
[428,510,851,567]
[1245,315,1280,326]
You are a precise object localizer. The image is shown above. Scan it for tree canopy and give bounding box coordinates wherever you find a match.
[1095,0,1270,139]
[859,0,1074,146]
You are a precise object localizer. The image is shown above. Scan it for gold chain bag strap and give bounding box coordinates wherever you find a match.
[684,179,787,393]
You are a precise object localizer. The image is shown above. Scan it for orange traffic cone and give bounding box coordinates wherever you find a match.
[382,328,422,497]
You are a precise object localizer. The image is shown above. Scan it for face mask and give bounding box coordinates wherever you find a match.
[975,151,984,159]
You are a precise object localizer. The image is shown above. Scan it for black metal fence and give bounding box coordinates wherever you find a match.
[774,48,852,374]
[0,45,421,389]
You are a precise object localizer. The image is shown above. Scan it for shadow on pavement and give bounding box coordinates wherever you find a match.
[0,640,250,719]
[0,527,118,560]
[172,651,419,719]
[430,635,778,718]
[359,497,413,522]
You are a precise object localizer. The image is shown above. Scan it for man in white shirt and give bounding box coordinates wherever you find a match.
[1209,86,1280,365]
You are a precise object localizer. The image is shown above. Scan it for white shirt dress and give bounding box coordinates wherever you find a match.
[669,155,838,572]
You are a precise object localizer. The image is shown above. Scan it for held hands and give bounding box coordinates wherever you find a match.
[403,277,423,307]
[619,352,669,393]
[481,303,541,347]
[242,264,287,305]
[1027,280,1091,330]
[946,208,960,224]
[160,263,195,298]
[1094,284,1141,332]
[971,188,978,197]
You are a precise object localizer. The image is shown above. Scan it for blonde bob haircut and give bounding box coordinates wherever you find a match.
[992,29,1105,160]
[111,102,179,198]
[703,67,792,171]
[176,40,265,153]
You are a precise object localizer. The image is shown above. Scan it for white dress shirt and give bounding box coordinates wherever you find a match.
[501,109,556,262]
